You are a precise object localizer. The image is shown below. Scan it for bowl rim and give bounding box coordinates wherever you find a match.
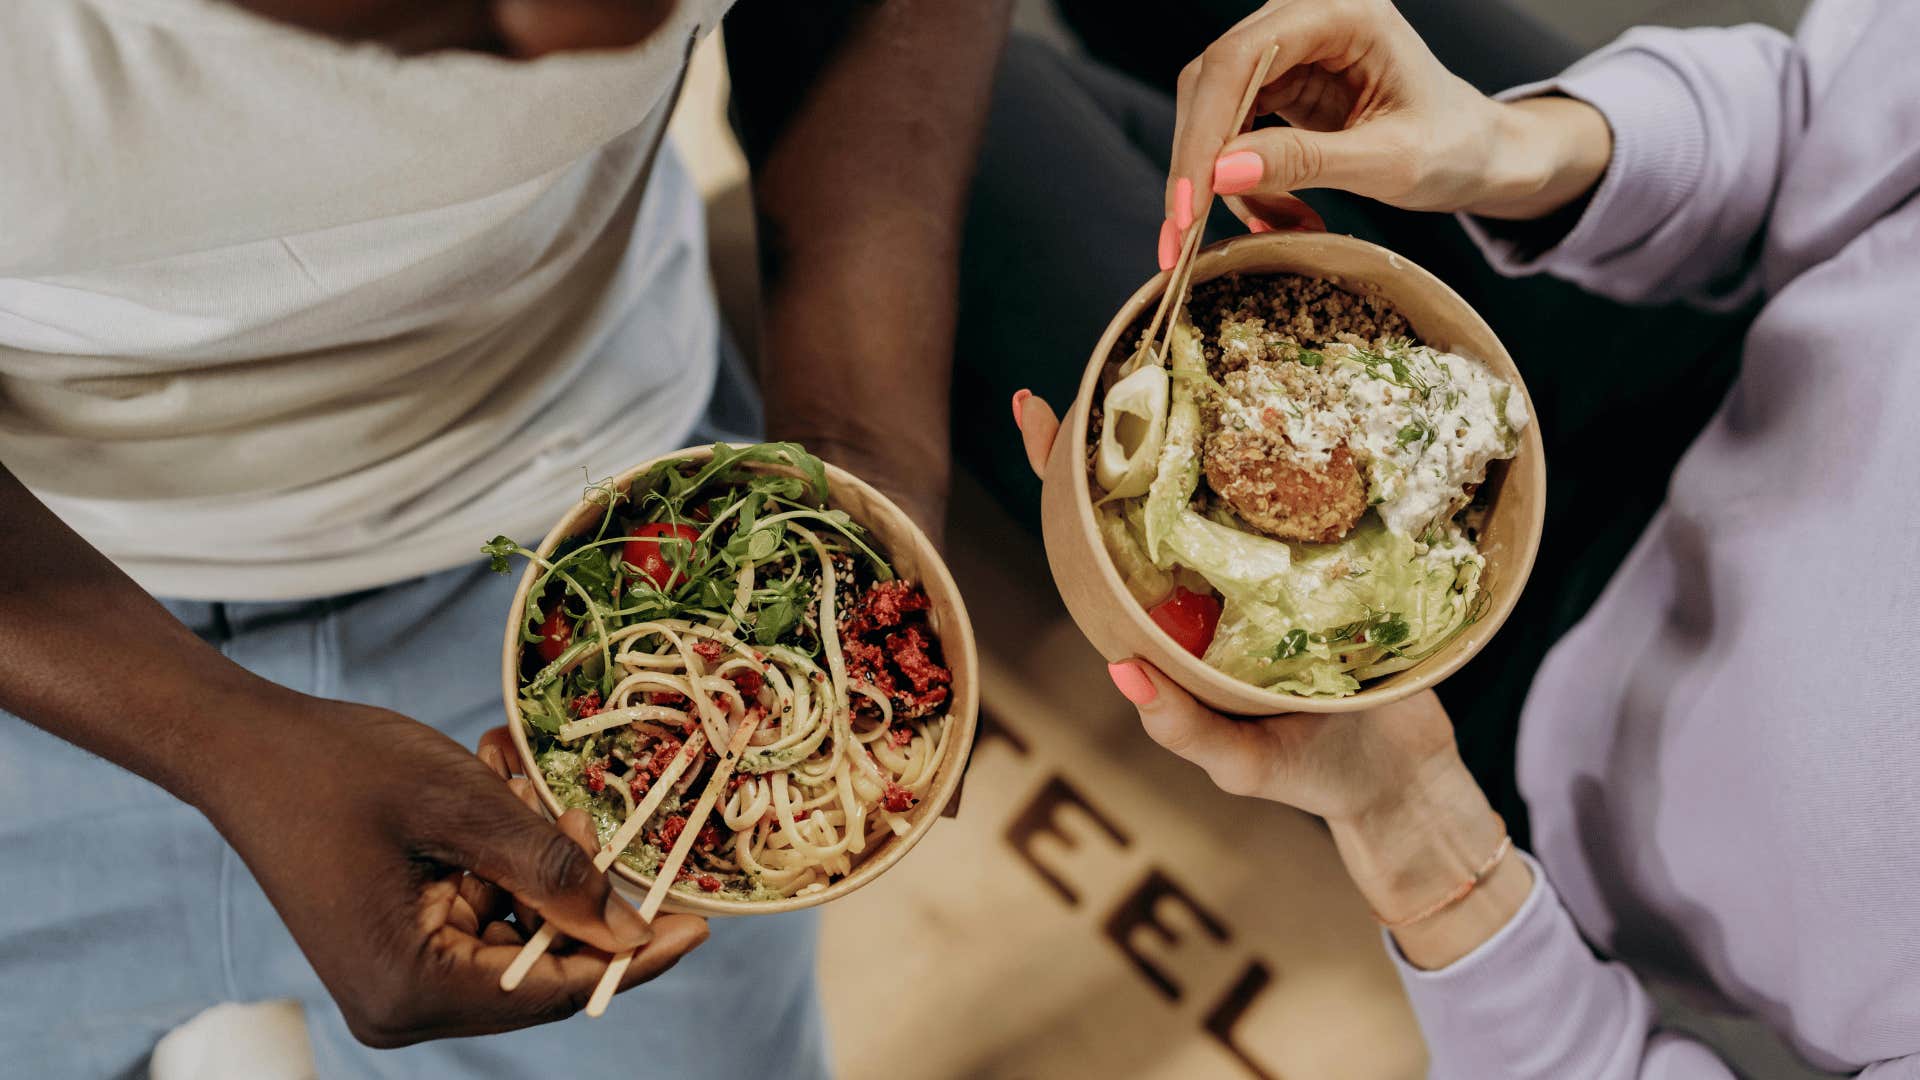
[1055,231,1546,714]
[500,443,980,916]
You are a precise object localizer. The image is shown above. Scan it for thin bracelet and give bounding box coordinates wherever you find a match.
[1371,820,1513,930]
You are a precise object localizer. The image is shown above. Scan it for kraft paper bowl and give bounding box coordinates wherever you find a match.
[504,445,979,915]
[1039,232,1545,715]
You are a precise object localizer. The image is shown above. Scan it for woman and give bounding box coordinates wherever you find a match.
[1011,0,1918,1074]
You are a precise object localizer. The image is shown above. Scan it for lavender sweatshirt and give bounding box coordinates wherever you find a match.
[1401,1,1920,1075]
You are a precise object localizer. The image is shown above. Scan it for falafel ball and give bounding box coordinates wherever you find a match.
[1202,428,1368,544]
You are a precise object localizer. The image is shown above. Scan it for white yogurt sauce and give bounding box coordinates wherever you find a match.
[1214,338,1527,538]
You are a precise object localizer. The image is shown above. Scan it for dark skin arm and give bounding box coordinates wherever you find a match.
[10,0,1001,1040]
[3,5,725,1044]
[726,0,1012,540]
[0,467,709,1042]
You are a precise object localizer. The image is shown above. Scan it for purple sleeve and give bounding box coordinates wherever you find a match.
[1390,853,1919,1078]
[1458,24,1809,311]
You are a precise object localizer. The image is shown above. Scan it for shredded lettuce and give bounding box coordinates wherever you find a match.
[1197,519,1482,693]
[1097,500,1175,607]
[1106,503,1485,696]
[1143,318,1205,561]
[1159,509,1293,598]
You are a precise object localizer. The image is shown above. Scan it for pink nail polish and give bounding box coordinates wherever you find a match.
[1108,661,1157,705]
[1246,217,1274,234]
[1157,218,1178,271]
[1213,151,1264,196]
[1173,178,1195,232]
[1011,388,1031,431]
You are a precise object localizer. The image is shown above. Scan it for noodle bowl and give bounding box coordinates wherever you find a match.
[498,443,977,916]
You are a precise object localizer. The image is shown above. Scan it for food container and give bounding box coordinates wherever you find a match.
[1040,231,1546,715]
[503,445,979,915]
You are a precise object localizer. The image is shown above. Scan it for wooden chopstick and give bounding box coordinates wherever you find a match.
[497,729,710,993]
[1147,43,1284,361]
[582,708,766,1017]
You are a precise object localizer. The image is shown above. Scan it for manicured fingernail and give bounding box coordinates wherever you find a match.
[1157,218,1178,271]
[1108,661,1157,705]
[1173,177,1195,231]
[1011,388,1031,431]
[1213,151,1263,195]
[605,893,653,947]
[1246,217,1274,234]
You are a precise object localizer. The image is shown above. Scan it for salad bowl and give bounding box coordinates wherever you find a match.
[1039,231,1546,716]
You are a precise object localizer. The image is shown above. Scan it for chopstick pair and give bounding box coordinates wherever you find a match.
[498,707,761,1017]
[1138,43,1284,362]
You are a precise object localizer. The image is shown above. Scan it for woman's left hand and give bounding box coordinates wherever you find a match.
[1104,657,1460,822]
[1012,391,1529,967]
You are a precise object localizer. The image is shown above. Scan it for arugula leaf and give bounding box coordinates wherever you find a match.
[755,594,803,645]
[483,535,521,574]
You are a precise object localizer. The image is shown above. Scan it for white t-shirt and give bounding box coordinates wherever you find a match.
[0,0,733,600]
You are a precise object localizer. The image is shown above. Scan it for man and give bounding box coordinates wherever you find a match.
[0,1,1007,1074]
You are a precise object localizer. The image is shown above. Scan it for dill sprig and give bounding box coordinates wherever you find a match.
[1344,339,1435,398]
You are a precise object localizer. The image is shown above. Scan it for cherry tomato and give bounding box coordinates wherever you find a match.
[623,522,700,590]
[1148,587,1222,658]
[536,605,572,662]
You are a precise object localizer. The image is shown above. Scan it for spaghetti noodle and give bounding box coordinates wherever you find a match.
[487,443,955,901]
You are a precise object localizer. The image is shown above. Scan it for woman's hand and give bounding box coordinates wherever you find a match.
[1165,0,1612,232]
[200,699,708,1047]
[1109,666,1532,968]
[1012,392,1530,968]
[1105,658,1457,821]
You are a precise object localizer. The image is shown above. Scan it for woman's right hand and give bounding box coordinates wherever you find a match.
[1165,0,1611,231]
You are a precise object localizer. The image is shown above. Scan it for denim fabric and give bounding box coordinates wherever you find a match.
[0,348,828,1079]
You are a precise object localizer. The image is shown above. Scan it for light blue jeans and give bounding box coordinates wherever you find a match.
[0,346,830,1079]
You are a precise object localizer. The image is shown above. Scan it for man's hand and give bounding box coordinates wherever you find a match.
[200,699,707,1046]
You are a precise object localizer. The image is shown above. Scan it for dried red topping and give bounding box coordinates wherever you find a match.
[649,737,683,775]
[840,580,932,639]
[628,772,651,800]
[659,814,687,847]
[696,874,723,893]
[888,726,913,748]
[886,626,950,694]
[696,825,723,850]
[881,781,917,814]
[648,691,690,709]
[836,580,951,721]
[726,668,765,697]
[584,759,607,794]
[570,691,604,717]
[691,639,725,662]
[843,639,897,699]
